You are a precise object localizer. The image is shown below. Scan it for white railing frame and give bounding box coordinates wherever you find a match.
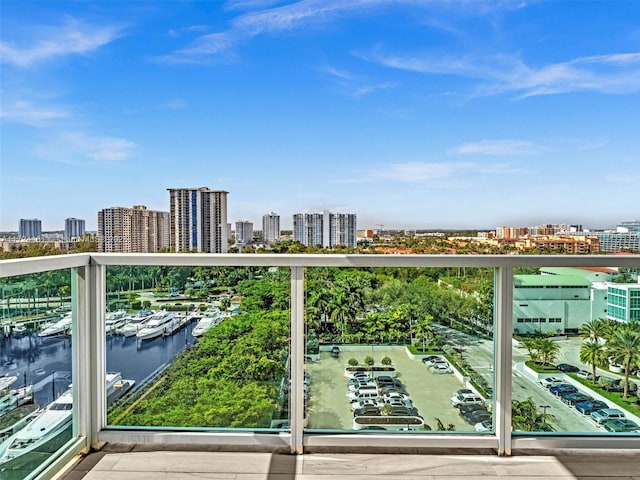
[2,253,640,462]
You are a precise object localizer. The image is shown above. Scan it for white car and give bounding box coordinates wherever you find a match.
[539,377,563,388]
[350,398,381,411]
[474,419,492,432]
[382,391,410,402]
[431,363,453,374]
[348,381,376,393]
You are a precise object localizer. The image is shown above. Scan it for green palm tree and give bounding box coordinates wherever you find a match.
[607,327,640,399]
[579,318,608,342]
[413,315,434,352]
[579,340,606,381]
[537,338,560,366]
[512,397,554,432]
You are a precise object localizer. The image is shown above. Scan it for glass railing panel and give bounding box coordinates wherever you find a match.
[512,265,640,435]
[304,267,495,433]
[106,266,291,431]
[0,269,74,479]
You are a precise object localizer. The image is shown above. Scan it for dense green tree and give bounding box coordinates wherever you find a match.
[607,327,640,399]
[579,339,607,381]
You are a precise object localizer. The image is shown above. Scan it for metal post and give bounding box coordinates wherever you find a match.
[290,266,305,454]
[494,266,513,456]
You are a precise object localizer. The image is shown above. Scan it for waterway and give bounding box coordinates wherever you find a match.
[0,321,198,406]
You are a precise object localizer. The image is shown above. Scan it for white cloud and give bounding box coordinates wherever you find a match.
[359,160,522,184]
[33,131,136,164]
[361,48,640,98]
[155,33,236,64]
[0,17,124,68]
[354,81,396,97]
[0,100,70,126]
[450,139,546,156]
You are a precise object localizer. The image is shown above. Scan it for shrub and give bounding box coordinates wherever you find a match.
[364,356,374,366]
[381,356,392,366]
[348,358,359,366]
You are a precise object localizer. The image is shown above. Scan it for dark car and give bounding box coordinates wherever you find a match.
[575,400,608,415]
[421,355,442,365]
[560,392,593,405]
[463,409,491,425]
[376,376,400,387]
[390,406,419,417]
[379,384,406,395]
[601,379,624,393]
[353,406,381,417]
[549,384,577,396]
[557,363,579,373]
[330,346,340,358]
[458,404,488,416]
[603,419,640,432]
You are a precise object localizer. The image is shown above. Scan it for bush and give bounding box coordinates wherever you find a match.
[348,358,359,366]
[364,356,374,366]
[381,356,392,366]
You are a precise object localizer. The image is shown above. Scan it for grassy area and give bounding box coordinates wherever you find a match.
[405,344,443,355]
[525,360,558,374]
[570,375,640,418]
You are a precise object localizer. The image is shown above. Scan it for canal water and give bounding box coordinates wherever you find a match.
[0,321,198,406]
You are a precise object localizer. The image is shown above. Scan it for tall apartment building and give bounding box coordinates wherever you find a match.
[262,212,280,244]
[235,220,253,244]
[19,218,42,239]
[64,217,85,241]
[293,211,357,248]
[168,187,228,253]
[98,205,169,253]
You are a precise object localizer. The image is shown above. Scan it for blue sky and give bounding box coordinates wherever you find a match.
[1,0,639,232]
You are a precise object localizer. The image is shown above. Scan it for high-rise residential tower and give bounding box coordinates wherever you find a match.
[235,220,253,244]
[168,187,228,253]
[293,211,357,248]
[262,212,280,244]
[19,218,42,239]
[64,217,86,241]
[98,205,169,253]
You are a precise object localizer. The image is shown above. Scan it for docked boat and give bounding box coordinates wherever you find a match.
[11,324,28,336]
[38,313,72,337]
[0,405,39,444]
[135,311,179,340]
[192,317,214,338]
[0,385,34,414]
[105,310,128,334]
[119,309,154,337]
[0,376,18,392]
[0,389,73,463]
[105,372,135,404]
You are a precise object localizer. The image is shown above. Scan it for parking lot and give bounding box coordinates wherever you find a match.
[304,347,477,431]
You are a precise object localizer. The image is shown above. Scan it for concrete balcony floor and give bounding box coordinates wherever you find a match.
[61,446,640,480]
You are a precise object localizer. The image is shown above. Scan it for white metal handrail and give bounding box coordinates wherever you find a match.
[1,253,639,464]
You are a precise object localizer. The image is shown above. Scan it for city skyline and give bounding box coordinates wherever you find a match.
[2,1,639,231]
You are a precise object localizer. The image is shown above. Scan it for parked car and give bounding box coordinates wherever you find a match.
[379,384,407,395]
[431,363,453,374]
[375,376,398,387]
[591,408,626,424]
[600,379,624,392]
[422,355,444,366]
[574,400,608,415]
[455,388,474,396]
[575,370,597,380]
[474,419,492,432]
[382,391,410,402]
[462,409,491,425]
[330,346,340,358]
[457,403,487,415]
[549,384,577,396]
[557,363,579,373]
[350,398,381,411]
[539,376,563,388]
[560,392,593,406]
[386,397,414,410]
[451,392,484,407]
[390,406,419,417]
[602,419,639,432]
[348,381,377,393]
[353,406,381,417]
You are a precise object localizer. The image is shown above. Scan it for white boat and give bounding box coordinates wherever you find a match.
[136,311,179,340]
[0,405,40,444]
[0,389,73,463]
[192,317,214,337]
[11,324,27,336]
[38,313,72,337]
[119,309,154,337]
[0,376,18,392]
[105,372,135,404]
[105,310,128,334]
[0,385,34,414]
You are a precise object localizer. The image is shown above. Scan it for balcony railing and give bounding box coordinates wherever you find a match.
[1,253,639,479]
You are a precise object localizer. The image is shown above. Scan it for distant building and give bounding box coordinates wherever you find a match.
[64,217,85,241]
[293,211,357,248]
[168,187,228,253]
[19,219,42,239]
[235,220,253,244]
[262,212,280,244]
[607,283,640,323]
[98,205,169,253]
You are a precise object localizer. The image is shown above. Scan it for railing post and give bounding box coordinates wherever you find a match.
[290,266,305,454]
[494,266,513,456]
[72,262,105,451]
